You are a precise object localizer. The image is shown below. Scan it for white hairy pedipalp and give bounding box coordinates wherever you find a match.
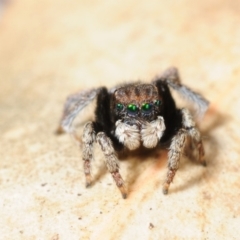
[141,116,165,148]
[115,116,165,150]
[115,120,141,150]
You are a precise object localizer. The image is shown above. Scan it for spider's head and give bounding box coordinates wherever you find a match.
[113,83,162,123]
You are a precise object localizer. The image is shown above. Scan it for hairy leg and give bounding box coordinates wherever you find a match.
[181,108,206,166]
[96,132,127,199]
[82,122,96,187]
[55,88,99,134]
[153,67,209,118]
[163,129,187,194]
[163,108,206,194]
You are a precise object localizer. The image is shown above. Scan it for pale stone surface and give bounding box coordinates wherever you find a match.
[1,0,240,239]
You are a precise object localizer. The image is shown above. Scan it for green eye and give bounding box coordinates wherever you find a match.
[116,103,123,111]
[127,104,138,112]
[141,103,152,111]
[154,100,162,106]
[141,103,153,113]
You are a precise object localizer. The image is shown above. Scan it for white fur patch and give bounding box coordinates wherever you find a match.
[141,116,165,148]
[115,116,165,150]
[115,120,141,150]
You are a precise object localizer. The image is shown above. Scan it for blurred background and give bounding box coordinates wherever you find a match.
[0,0,240,239]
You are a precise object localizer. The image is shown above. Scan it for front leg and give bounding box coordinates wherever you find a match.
[96,132,127,199]
[163,129,187,194]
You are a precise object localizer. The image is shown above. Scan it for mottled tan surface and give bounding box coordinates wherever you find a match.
[0,0,240,239]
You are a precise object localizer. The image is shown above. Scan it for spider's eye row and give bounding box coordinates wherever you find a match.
[141,103,152,112]
[117,100,161,114]
[116,103,124,111]
[154,100,162,106]
[127,104,138,112]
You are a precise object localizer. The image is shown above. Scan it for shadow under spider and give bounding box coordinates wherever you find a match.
[119,147,167,187]
[168,107,229,194]
[199,107,229,167]
[58,105,228,195]
[89,107,227,195]
[90,163,108,186]
[90,147,165,188]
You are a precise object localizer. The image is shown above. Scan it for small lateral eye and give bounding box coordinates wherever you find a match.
[141,103,152,112]
[154,100,162,106]
[127,104,138,112]
[116,103,123,111]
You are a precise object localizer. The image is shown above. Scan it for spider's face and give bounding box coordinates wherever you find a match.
[113,84,162,122]
[113,83,165,150]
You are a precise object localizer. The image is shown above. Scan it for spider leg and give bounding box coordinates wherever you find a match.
[153,67,209,118]
[163,129,187,194]
[96,132,127,199]
[163,108,206,194]
[55,88,100,134]
[82,122,96,187]
[181,108,206,166]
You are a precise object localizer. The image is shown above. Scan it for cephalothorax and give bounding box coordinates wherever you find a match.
[56,67,209,198]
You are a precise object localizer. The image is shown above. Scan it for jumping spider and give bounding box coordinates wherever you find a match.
[56,67,209,199]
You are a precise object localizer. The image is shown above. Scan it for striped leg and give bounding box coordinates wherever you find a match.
[96,132,126,199]
[82,122,96,187]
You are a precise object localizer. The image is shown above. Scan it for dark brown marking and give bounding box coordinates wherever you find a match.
[134,87,140,97]
[114,84,160,106]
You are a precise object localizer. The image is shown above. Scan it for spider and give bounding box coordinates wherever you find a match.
[56,67,209,199]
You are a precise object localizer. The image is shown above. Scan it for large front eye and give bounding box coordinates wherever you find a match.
[127,104,138,113]
[141,103,152,112]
